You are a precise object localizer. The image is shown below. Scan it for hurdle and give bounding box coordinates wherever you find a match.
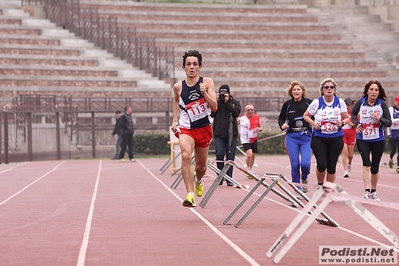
[169,156,195,189]
[223,176,278,227]
[267,181,399,264]
[199,163,232,208]
[225,161,338,227]
[160,151,181,175]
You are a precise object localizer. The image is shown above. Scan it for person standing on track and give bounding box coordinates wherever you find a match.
[118,106,135,162]
[278,81,313,195]
[211,84,241,186]
[239,104,263,177]
[351,80,391,201]
[341,98,356,178]
[388,96,399,172]
[303,78,350,187]
[171,50,217,208]
[111,110,123,160]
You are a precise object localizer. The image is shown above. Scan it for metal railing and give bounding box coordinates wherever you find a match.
[21,0,175,81]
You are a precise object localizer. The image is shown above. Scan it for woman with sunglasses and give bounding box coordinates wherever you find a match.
[351,80,391,201]
[303,78,350,188]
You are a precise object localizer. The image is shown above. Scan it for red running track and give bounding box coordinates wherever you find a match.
[0,153,398,266]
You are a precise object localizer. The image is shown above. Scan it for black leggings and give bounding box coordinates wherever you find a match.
[356,139,385,174]
[311,136,344,174]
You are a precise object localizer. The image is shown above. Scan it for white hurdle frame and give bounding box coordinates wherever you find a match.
[267,181,399,264]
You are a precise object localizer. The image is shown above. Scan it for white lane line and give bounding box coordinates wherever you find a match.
[0,161,65,206]
[77,160,102,266]
[137,160,261,266]
[0,162,27,175]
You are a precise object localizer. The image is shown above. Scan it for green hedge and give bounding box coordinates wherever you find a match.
[133,131,287,155]
[133,131,392,156]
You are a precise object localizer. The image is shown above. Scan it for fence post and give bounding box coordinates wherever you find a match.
[56,112,61,160]
[91,112,96,158]
[4,112,9,164]
[0,111,2,164]
[26,112,33,161]
[165,111,170,132]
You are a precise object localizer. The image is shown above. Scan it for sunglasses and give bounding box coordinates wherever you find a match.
[323,86,335,89]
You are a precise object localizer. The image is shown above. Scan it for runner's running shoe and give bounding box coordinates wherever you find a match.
[182,193,196,207]
[362,191,371,199]
[130,159,136,162]
[370,191,380,201]
[301,179,308,193]
[348,164,352,172]
[389,159,393,168]
[194,181,204,197]
[245,173,254,179]
[343,171,349,178]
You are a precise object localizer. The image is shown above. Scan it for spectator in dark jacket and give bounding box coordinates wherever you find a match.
[111,110,122,159]
[118,106,135,162]
[211,84,241,186]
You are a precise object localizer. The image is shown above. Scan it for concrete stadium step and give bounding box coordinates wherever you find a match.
[0,55,100,67]
[0,54,168,83]
[0,87,172,98]
[0,66,119,77]
[82,2,308,14]
[0,27,41,35]
[0,18,21,25]
[0,76,137,88]
[173,49,368,60]
[183,69,389,79]
[108,10,318,24]
[173,60,378,68]
[118,20,329,32]
[176,72,389,82]
[158,39,353,50]
[0,37,60,45]
[135,30,341,42]
[0,46,80,56]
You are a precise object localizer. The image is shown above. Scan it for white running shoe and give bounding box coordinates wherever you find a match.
[348,164,351,172]
[301,179,308,193]
[370,191,380,201]
[343,171,349,178]
[362,191,371,199]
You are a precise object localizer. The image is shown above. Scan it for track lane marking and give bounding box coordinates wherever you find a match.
[0,161,65,206]
[137,160,261,266]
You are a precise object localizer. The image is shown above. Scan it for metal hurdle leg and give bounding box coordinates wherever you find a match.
[266,186,327,262]
[234,180,278,228]
[228,161,298,207]
[223,177,266,225]
[170,172,183,189]
[275,173,339,227]
[207,161,250,189]
[169,156,194,189]
[272,191,332,264]
[160,151,181,174]
[159,158,171,173]
[199,164,231,208]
